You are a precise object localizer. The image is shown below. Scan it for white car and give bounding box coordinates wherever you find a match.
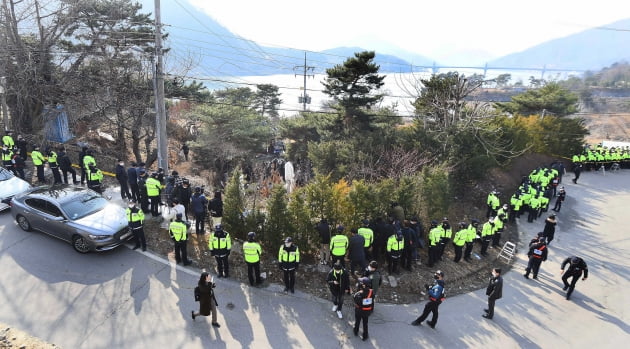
[0,167,32,212]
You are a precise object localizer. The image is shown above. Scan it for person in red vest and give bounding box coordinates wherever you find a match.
[352,277,374,341]
[524,236,548,279]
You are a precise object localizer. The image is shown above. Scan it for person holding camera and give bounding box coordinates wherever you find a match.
[192,272,220,327]
[411,270,445,329]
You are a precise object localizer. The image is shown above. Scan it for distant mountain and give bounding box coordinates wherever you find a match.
[488,18,630,71]
[138,0,430,77]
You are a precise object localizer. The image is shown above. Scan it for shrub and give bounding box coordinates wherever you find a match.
[223,168,246,240]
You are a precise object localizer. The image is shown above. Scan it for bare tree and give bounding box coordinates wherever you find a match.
[347,145,435,181]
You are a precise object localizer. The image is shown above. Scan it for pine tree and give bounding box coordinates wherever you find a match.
[223,168,246,240]
[265,184,292,252]
[287,188,315,257]
[322,51,385,131]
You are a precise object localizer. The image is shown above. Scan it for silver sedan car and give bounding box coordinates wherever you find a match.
[10,185,133,253]
[0,167,32,212]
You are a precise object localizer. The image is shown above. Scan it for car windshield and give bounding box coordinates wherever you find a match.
[60,192,108,220]
[0,167,14,181]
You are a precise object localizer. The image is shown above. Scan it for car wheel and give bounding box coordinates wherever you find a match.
[72,235,90,253]
[16,215,32,231]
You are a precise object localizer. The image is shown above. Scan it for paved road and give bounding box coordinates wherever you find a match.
[0,170,628,348]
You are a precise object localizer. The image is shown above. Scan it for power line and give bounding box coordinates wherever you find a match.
[171,0,286,71]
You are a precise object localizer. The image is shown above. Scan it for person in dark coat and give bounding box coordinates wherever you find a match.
[57,147,78,184]
[483,268,503,320]
[11,150,25,179]
[572,163,583,184]
[156,167,165,184]
[181,142,190,161]
[524,237,548,279]
[191,272,220,327]
[362,261,382,298]
[137,170,149,213]
[327,261,351,319]
[173,179,192,219]
[208,190,223,228]
[348,228,366,275]
[16,135,28,161]
[409,216,423,261]
[78,146,88,185]
[411,270,445,328]
[552,187,566,212]
[164,171,180,205]
[316,218,331,265]
[561,256,588,301]
[115,159,131,200]
[127,162,138,202]
[352,277,374,341]
[400,220,415,271]
[543,214,557,245]
[191,187,208,234]
[372,217,388,263]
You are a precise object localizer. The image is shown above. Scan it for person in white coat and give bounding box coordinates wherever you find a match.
[284,160,295,194]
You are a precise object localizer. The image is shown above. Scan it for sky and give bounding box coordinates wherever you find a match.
[188,0,630,64]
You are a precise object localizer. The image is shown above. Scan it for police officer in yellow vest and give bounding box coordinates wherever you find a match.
[243,232,262,286]
[437,217,452,260]
[538,193,549,217]
[279,236,300,293]
[480,217,495,257]
[486,190,500,218]
[510,193,522,222]
[357,219,374,260]
[452,222,467,263]
[83,149,96,175]
[427,220,441,267]
[146,172,163,217]
[87,164,103,193]
[386,232,404,274]
[1,145,14,174]
[528,194,541,223]
[463,219,479,262]
[209,224,231,278]
[170,213,191,265]
[492,213,505,247]
[330,225,349,268]
[2,130,15,149]
[126,200,146,251]
[45,147,62,184]
[496,203,509,224]
[31,145,47,183]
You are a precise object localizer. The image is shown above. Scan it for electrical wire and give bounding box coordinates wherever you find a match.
[171,0,285,70]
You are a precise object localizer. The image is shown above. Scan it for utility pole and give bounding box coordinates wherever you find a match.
[0,76,8,131]
[154,0,168,173]
[0,9,9,130]
[294,52,314,111]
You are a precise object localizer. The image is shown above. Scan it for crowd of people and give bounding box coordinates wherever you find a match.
[571,144,630,170]
[3,129,597,340]
[516,163,589,302]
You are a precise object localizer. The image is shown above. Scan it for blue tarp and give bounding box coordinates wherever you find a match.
[43,105,73,143]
